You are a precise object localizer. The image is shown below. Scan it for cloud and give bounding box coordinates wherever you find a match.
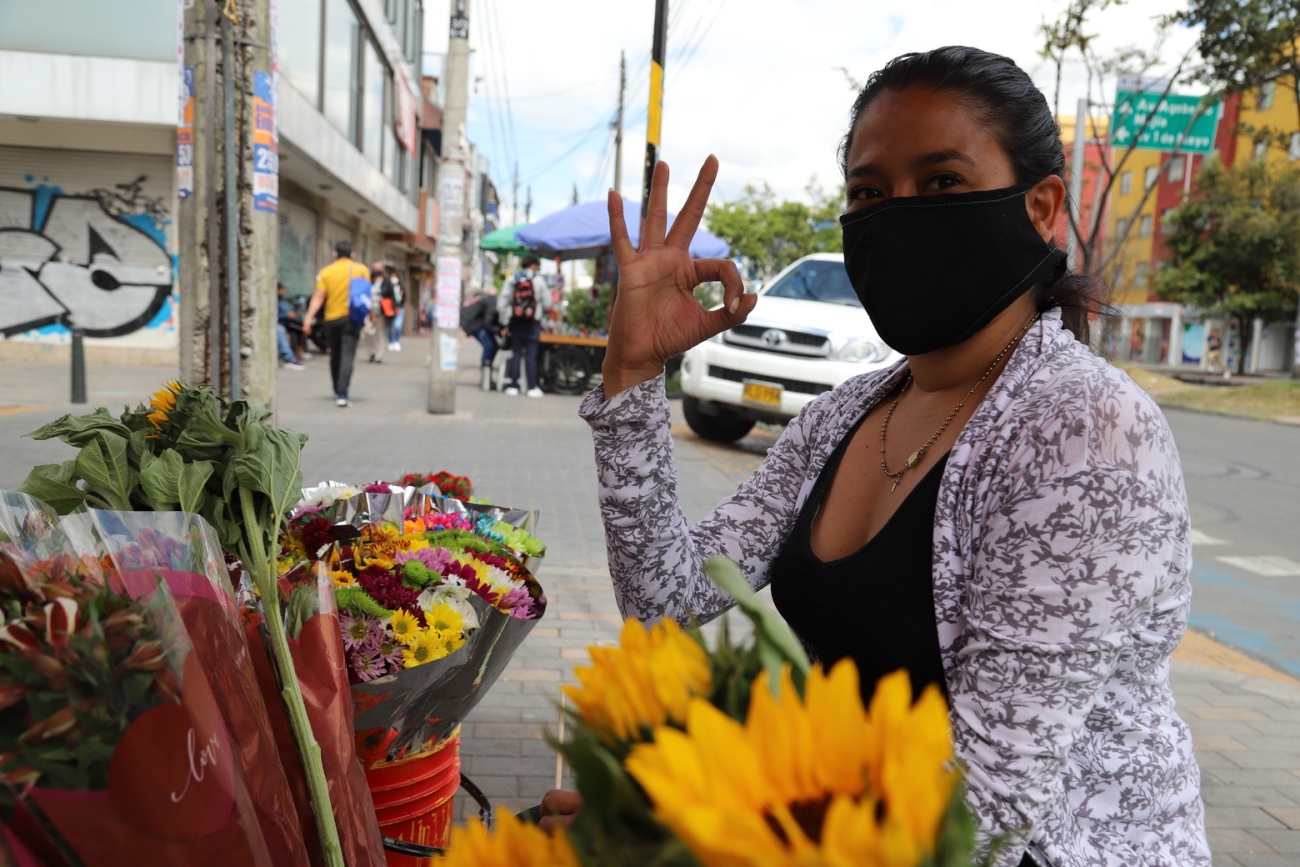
[425,0,1197,222]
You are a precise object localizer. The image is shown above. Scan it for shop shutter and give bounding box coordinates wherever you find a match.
[278,195,317,298]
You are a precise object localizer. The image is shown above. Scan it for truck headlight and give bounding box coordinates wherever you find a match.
[833,339,887,362]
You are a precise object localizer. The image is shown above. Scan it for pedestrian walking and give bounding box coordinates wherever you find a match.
[562,47,1209,867]
[365,261,390,364]
[386,265,405,351]
[276,283,305,370]
[461,288,500,390]
[497,255,550,398]
[303,240,370,407]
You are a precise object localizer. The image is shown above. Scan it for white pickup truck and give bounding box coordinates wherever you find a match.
[679,253,900,441]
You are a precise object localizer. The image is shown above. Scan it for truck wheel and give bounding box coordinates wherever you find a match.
[683,395,755,442]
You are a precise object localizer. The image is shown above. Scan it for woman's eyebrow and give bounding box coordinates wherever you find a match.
[847,150,977,180]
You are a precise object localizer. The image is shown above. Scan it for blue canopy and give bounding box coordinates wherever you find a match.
[515,199,730,261]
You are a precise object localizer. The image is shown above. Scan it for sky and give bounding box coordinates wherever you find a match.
[421,0,1200,226]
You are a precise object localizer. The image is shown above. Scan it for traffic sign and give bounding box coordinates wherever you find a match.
[1111,89,1221,155]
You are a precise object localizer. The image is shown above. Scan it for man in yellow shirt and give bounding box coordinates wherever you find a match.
[304,241,370,407]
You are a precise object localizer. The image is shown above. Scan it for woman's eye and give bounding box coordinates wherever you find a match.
[927,174,963,191]
[847,186,881,202]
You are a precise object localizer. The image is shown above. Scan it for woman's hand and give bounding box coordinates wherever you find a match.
[601,156,756,396]
[537,788,583,831]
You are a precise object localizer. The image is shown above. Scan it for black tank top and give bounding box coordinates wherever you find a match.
[769,413,949,706]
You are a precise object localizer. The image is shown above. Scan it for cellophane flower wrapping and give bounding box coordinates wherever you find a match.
[0,491,277,867]
[282,485,547,767]
[61,509,309,867]
[239,558,386,867]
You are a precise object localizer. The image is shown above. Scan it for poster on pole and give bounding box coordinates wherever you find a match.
[436,256,462,330]
[177,67,194,197]
[252,71,279,212]
[438,165,466,243]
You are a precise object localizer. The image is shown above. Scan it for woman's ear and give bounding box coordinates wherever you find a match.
[1026,175,1067,245]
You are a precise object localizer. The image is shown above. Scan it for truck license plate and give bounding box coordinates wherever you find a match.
[742,380,782,407]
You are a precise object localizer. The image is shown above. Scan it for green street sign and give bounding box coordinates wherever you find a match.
[1111,90,1221,155]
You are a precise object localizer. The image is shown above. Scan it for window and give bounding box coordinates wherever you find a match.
[1116,217,1129,239]
[1254,139,1269,160]
[1161,207,1176,234]
[1144,165,1159,189]
[1167,155,1185,183]
[362,38,386,163]
[1120,171,1132,195]
[278,0,322,103]
[1134,261,1149,286]
[323,0,361,140]
[1139,214,1153,237]
[1291,132,1300,161]
[1259,80,1276,110]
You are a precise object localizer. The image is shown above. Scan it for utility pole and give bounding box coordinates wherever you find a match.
[177,0,277,409]
[641,0,668,218]
[525,185,532,222]
[429,0,471,414]
[614,50,625,195]
[1066,96,1087,272]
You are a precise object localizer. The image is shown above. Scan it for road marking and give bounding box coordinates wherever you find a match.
[1215,556,1300,577]
[0,405,43,417]
[1190,529,1228,545]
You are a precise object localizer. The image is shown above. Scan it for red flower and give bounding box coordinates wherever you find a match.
[114,640,166,675]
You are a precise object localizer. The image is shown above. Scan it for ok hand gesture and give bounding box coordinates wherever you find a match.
[601,156,756,396]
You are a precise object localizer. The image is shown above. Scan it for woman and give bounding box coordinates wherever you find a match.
[571,47,1209,867]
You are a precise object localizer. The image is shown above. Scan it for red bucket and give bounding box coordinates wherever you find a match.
[367,728,461,866]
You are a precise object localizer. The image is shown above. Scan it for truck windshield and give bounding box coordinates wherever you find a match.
[762,260,858,305]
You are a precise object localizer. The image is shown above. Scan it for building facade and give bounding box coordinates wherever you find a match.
[0,0,436,363]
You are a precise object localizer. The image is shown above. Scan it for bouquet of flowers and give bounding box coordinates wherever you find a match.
[17,383,354,867]
[437,557,991,867]
[279,484,547,766]
[0,492,278,866]
[397,472,472,500]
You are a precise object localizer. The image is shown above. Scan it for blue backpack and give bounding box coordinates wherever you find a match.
[347,265,372,327]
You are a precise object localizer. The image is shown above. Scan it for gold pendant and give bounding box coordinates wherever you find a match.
[891,479,900,493]
[905,451,919,468]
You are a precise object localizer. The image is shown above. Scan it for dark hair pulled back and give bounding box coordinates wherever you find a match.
[841,46,1102,343]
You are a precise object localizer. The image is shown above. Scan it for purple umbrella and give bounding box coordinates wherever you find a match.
[515,198,730,261]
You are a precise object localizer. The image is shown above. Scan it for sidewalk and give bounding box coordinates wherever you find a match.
[2,344,1298,862]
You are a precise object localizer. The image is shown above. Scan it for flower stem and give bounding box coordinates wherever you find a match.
[241,488,344,867]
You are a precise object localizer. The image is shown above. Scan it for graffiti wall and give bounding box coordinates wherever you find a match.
[0,147,176,350]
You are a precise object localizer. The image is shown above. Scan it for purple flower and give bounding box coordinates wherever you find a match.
[499,586,536,618]
[394,546,454,574]
[340,612,382,651]
[377,636,404,670]
[351,650,385,682]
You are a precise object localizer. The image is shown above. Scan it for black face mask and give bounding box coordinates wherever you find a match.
[839,184,1067,356]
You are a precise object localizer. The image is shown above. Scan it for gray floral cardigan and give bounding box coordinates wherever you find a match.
[579,310,1210,867]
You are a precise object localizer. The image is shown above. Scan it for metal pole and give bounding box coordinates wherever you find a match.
[1067,95,1087,272]
[222,9,242,398]
[204,0,222,385]
[614,50,625,194]
[640,0,668,219]
[70,327,86,404]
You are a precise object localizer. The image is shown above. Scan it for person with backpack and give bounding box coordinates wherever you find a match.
[496,255,551,397]
[365,260,391,365]
[461,288,500,390]
[303,240,371,407]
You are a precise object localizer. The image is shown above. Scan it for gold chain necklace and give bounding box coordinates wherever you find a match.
[879,314,1040,493]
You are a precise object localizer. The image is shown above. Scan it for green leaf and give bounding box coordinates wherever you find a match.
[178,460,213,515]
[25,408,130,445]
[74,432,135,511]
[17,461,89,514]
[703,556,809,690]
[138,448,184,510]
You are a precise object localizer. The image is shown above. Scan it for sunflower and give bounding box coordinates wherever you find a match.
[389,608,422,645]
[332,569,357,588]
[624,664,956,867]
[145,381,182,432]
[562,618,711,744]
[435,809,578,867]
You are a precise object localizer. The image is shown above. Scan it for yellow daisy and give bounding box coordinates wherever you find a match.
[390,608,422,645]
[562,618,711,744]
[435,809,578,867]
[401,632,449,668]
[423,601,465,636]
[426,628,465,657]
[331,569,357,588]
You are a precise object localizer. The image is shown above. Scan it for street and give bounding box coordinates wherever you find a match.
[2,346,1300,861]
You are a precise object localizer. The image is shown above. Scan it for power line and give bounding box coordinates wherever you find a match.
[487,0,520,173]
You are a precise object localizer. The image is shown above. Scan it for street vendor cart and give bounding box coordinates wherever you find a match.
[539,332,607,395]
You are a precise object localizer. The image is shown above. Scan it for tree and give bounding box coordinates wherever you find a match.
[704,181,843,280]
[1155,157,1300,373]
